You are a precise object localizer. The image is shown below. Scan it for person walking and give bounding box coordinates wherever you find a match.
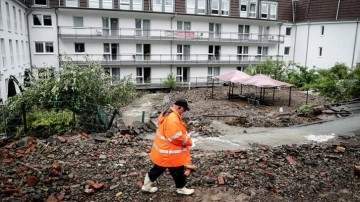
[141,98,194,195]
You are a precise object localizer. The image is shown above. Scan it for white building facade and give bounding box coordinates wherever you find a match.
[0,0,359,102]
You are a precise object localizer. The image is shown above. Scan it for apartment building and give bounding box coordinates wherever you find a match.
[0,0,359,102]
[0,0,30,102]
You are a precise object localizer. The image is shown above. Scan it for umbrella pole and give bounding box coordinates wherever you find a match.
[241,84,243,95]
[273,87,275,100]
[228,82,231,100]
[288,87,292,107]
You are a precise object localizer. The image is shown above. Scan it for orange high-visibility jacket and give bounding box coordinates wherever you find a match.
[149,107,193,167]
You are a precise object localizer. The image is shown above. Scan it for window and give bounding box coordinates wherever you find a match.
[103,0,113,8]
[19,10,23,34]
[0,39,5,68]
[13,7,17,33]
[6,2,10,31]
[238,24,250,40]
[33,14,52,26]
[221,0,229,16]
[34,0,47,6]
[75,43,85,53]
[261,1,277,20]
[89,0,99,8]
[208,67,220,81]
[153,0,173,12]
[257,46,268,61]
[136,67,151,83]
[237,46,248,61]
[73,16,83,27]
[9,40,14,66]
[187,0,195,14]
[0,1,2,29]
[284,47,290,55]
[186,0,206,14]
[35,42,54,53]
[120,0,142,10]
[66,0,78,7]
[321,26,325,36]
[240,0,257,18]
[105,68,120,83]
[177,21,191,30]
[16,40,19,66]
[319,47,322,57]
[285,27,291,35]
[21,41,24,63]
[211,0,219,14]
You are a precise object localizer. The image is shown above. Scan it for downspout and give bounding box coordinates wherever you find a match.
[305,21,310,67]
[277,23,281,59]
[55,8,60,69]
[26,7,33,71]
[336,0,341,20]
[351,19,359,67]
[292,0,297,63]
[292,24,297,64]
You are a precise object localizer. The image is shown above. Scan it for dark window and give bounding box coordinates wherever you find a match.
[35,0,47,5]
[35,42,43,52]
[33,15,42,25]
[45,42,53,52]
[75,43,85,52]
[286,27,291,35]
[43,15,52,26]
[319,47,323,56]
[284,47,290,55]
[241,5,246,11]
[321,26,325,35]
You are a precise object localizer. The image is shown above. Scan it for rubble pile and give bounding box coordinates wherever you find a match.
[1,132,360,201]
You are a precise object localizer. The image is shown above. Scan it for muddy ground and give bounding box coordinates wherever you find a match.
[1,86,360,202]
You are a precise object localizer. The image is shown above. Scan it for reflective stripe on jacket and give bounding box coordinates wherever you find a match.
[149,106,193,167]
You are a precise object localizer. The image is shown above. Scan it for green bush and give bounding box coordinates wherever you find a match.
[163,73,177,91]
[26,109,74,137]
[299,103,316,117]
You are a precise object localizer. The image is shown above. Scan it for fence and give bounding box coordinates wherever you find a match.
[0,101,118,137]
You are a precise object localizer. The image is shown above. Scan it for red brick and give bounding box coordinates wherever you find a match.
[217,176,225,185]
[2,158,13,163]
[286,156,297,165]
[57,193,64,201]
[354,165,360,176]
[46,194,58,202]
[137,181,143,189]
[27,176,38,186]
[91,182,104,190]
[86,180,95,186]
[4,188,20,195]
[53,163,62,171]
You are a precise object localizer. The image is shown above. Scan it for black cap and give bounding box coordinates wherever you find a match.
[174,98,190,111]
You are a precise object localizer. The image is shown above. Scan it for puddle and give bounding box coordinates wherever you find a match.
[305,133,336,143]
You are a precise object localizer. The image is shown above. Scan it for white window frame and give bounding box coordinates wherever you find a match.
[33,14,52,27]
[133,0,143,10]
[6,2,11,31]
[9,40,14,67]
[198,0,206,14]
[207,67,220,81]
[35,41,54,54]
[0,39,5,68]
[89,0,100,8]
[103,0,113,9]
[221,0,229,16]
[13,6,17,33]
[120,0,130,9]
[261,1,277,20]
[105,68,120,84]
[249,1,257,18]
[19,10,23,34]
[186,0,195,14]
[211,0,219,15]
[153,0,162,12]
[21,41,25,64]
[73,16,83,27]
[66,0,79,7]
[164,0,174,12]
[15,40,19,66]
[237,46,248,61]
[0,1,3,30]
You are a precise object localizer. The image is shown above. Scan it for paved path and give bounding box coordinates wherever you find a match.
[193,114,360,150]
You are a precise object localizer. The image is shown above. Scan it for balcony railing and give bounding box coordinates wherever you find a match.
[58,27,284,44]
[59,53,283,65]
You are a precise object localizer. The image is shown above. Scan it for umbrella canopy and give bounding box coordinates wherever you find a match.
[213,70,252,82]
[234,74,292,88]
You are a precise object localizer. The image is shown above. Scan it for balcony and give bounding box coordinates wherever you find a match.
[58,27,284,44]
[59,53,283,66]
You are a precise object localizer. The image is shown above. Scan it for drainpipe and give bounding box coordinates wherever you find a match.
[336,0,341,20]
[55,8,60,70]
[292,24,297,64]
[277,23,281,59]
[351,19,359,67]
[170,15,175,73]
[26,7,33,71]
[305,21,310,67]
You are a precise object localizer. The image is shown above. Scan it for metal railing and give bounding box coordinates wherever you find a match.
[129,76,221,88]
[59,53,283,66]
[59,27,284,44]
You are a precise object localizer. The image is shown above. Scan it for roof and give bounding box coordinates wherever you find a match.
[233,74,293,88]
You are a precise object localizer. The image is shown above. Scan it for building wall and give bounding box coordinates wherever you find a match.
[293,21,360,68]
[0,0,30,102]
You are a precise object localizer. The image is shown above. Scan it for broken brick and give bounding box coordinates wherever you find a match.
[286,156,297,165]
[56,193,65,201]
[136,181,143,189]
[354,165,360,176]
[52,163,62,171]
[4,189,20,195]
[91,182,104,190]
[57,136,67,143]
[336,146,346,153]
[26,176,39,186]
[2,158,13,163]
[46,194,58,202]
[86,180,96,186]
[217,176,225,185]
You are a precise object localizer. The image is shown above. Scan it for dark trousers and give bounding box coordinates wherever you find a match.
[148,164,186,188]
